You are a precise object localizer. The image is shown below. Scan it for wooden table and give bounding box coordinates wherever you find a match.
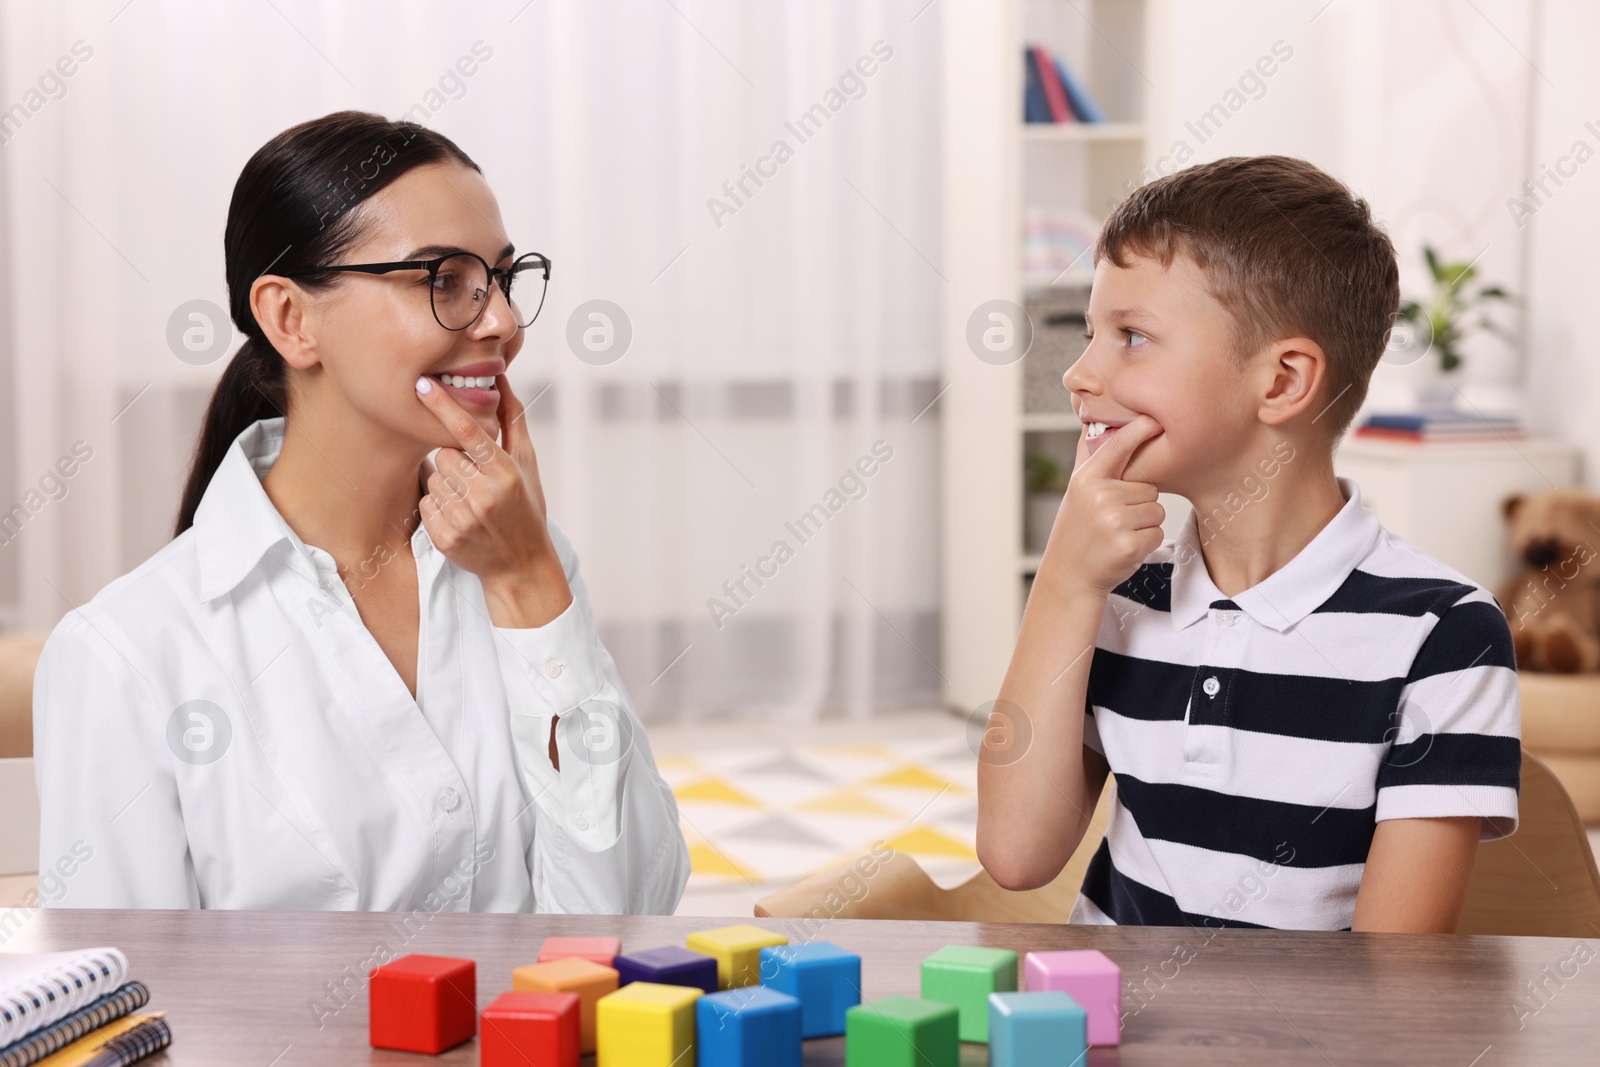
[4,909,1596,1064]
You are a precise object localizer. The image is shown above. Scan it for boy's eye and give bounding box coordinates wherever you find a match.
[1125,329,1150,348]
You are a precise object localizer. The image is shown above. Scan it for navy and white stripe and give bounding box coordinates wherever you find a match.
[1070,477,1521,931]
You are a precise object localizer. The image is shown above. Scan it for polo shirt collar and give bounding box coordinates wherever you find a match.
[1169,476,1380,633]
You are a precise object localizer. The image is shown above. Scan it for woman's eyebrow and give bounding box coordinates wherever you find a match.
[403,242,517,261]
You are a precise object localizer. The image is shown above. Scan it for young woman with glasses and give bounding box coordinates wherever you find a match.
[32,112,690,914]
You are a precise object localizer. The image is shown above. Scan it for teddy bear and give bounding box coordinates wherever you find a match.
[1496,488,1600,673]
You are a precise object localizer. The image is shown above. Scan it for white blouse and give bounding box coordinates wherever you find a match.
[33,418,689,914]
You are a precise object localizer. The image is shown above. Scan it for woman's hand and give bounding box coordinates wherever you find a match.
[414,373,573,629]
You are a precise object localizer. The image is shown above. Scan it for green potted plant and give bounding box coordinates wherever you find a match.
[1394,245,1513,411]
[1025,453,1065,555]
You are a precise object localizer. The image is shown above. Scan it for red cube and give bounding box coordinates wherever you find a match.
[537,935,622,968]
[368,954,477,1054]
[480,991,581,1067]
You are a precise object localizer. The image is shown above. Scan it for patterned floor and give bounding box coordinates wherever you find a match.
[650,713,984,917]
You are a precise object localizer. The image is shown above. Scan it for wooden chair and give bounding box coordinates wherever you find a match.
[754,778,1112,924]
[1457,750,1600,937]
[756,751,1600,938]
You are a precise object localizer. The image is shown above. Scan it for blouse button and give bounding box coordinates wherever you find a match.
[543,659,565,680]
[1202,676,1221,697]
[437,787,461,813]
[1219,613,1236,626]
[575,815,590,831]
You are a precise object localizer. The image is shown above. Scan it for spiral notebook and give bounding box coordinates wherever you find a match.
[0,982,149,1067]
[0,950,131,1053]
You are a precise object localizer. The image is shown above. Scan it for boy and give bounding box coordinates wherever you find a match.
[977,156,1520,933]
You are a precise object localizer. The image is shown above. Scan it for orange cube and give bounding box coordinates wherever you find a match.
[512,957,619,1054]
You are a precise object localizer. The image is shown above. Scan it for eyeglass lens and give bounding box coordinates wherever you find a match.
[431,252,547,330]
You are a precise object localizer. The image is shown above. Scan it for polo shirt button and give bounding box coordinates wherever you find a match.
[437,787,461,812]
[575,815,589,831]
[543,659,565,680]
[1202,676,1221,697]
[1220,614,1236,626]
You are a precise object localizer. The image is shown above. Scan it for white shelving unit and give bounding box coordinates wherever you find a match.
[939,0,1166,714]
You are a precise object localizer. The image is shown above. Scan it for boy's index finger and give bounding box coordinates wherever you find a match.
[416,376,498,462]
[1084,413,1163,482]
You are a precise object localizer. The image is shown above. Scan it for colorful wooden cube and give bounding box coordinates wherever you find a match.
[368,953,476,1054]
[596,981,702,1066]
[613,946,719,994]
[686,924,789,989]
[538,935,622,968]
[844,996,958,1067]
[919,945,1018,1042]
[480,991,581,1067]
[696,985,802,1067]
[512,957,619,1054]
[988,991,1087,1067]
[759,941,860,1038]
[1024,949,1122,1046]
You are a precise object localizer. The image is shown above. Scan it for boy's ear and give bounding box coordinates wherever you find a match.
[1255,336,1328,427]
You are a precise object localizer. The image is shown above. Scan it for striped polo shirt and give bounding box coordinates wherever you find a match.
[1070,476,1521,931]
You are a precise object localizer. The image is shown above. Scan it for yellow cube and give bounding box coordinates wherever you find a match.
[685,924,789,989]
[596,981,702,1066]
[512,956,618,1054]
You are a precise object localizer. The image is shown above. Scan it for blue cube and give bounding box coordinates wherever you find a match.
[759,941,861,1038]
[988,991,1087,1067]
[613,945,719,994]
[697,985,802,1067]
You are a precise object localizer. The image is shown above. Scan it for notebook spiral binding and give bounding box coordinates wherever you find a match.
[0,950,129,1047]
[0,981,150,1067]
[96,1017,171,1063]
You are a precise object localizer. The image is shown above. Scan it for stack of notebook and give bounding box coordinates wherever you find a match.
[1354,410,1526,443]
[0,949,169,1067]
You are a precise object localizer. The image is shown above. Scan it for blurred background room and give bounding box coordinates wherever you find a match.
[1,0,1597,920]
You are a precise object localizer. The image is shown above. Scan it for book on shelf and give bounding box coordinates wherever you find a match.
[1022,44,1105,123]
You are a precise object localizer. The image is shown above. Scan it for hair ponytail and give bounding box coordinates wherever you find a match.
[172,337,288,535]
[172,110,480,537]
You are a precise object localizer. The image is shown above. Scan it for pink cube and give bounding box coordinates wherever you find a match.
[1024,950,1121,1046]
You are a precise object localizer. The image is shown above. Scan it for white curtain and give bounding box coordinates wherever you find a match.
[0,0,944,721]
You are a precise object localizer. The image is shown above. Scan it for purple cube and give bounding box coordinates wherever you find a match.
[1023,950,1121,1046]
[612,946,719,994]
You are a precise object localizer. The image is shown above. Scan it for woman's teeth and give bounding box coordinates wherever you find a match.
[1085,421,1110,440]
[436,374,496,389]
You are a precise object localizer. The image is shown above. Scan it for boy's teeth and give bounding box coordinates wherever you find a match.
[1086,421,1108,439]
[437,374,496,389]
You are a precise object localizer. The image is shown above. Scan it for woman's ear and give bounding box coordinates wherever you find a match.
[250,275,321,371]
[1256,336,1328,428]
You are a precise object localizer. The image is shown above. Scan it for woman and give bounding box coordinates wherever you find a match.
[32,112,690,913]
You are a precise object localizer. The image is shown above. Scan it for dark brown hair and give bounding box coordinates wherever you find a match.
[173,111,480,536]
[1095,155,1399,443]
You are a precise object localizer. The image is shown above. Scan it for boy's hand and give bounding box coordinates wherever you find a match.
[1037,413,1166,599]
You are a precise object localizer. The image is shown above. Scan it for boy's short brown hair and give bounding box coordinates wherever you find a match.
[1096,155,1399,444]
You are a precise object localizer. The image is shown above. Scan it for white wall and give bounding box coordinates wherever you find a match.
[1143,0,1591,483]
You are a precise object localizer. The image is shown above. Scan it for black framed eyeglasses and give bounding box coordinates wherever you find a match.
[284,250,551,332]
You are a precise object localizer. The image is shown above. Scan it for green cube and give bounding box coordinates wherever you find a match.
[844,996,958,1067]
[920,945,1019,1042]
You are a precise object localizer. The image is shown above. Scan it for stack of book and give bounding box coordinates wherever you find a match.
[1354,410,1526,443]
[1024,44,1105,123]
[0,949,169,1066]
